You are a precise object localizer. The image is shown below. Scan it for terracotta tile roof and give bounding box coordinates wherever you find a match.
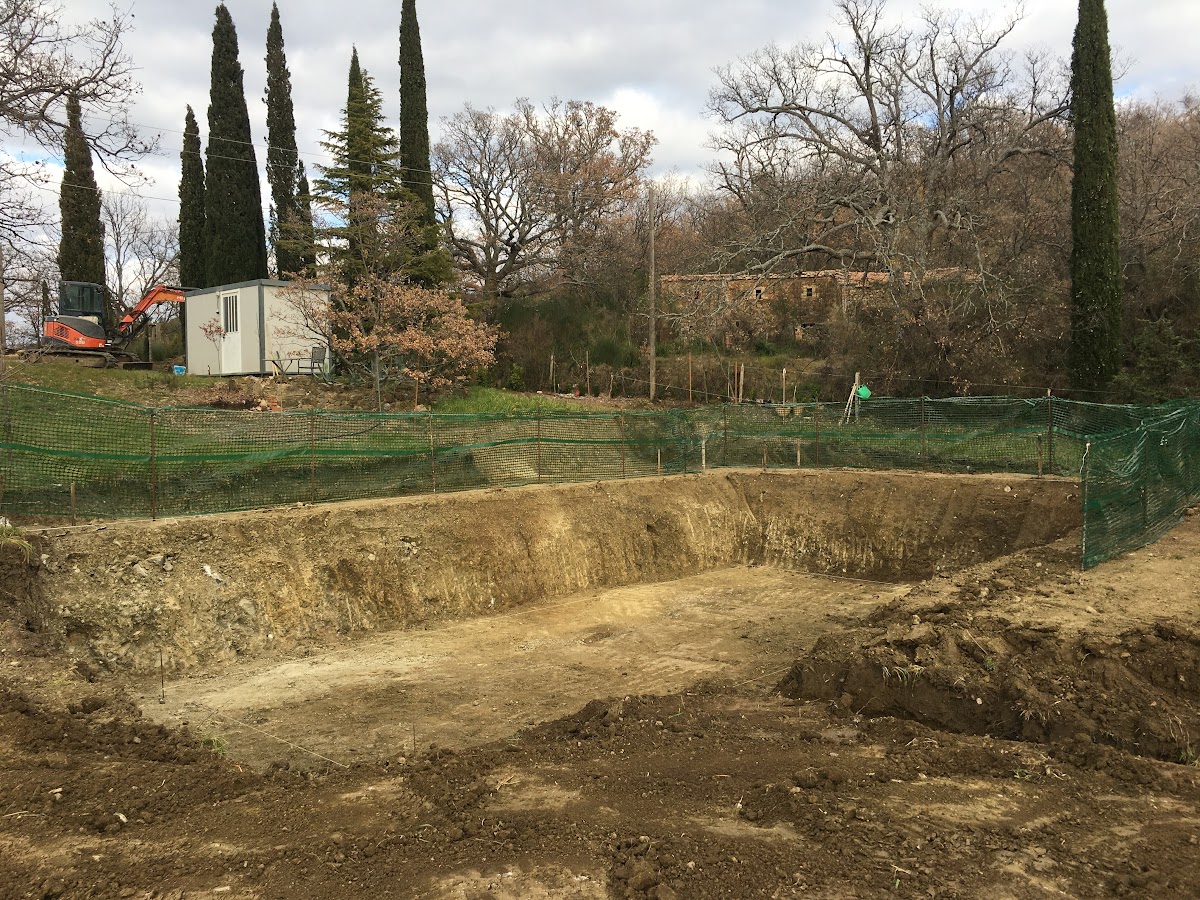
[660,267,980,286]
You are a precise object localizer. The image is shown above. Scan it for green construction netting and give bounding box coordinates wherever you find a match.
[1,381,1196,568]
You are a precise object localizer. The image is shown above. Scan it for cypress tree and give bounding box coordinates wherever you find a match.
[204,3,268,287]
[178,105,207,289]
[398,0,435,226]
[295,160,317,275]
[264,2,301,277]
[58,93,107,317]
[1068,0,1122,393]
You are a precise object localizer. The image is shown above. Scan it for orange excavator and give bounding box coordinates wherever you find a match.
[35,281,186,369]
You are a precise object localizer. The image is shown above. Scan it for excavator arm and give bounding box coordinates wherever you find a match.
[116,285,187,343]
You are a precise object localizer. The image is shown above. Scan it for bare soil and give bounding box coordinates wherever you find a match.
[3,494,1200,898]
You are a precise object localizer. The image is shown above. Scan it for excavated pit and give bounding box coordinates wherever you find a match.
[14,469,1081,674]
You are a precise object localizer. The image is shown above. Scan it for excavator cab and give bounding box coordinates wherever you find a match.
[44,281,109,350]
[56,282,107,321]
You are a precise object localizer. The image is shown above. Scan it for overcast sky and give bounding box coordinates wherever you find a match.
[25,0,1200,221]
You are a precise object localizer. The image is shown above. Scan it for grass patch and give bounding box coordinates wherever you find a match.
[433,387,600,415]
[4,358,210,401]
[0,525,34,562]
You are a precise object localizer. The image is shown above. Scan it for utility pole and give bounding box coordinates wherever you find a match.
[0,242,7,377]
[647,184,656,402]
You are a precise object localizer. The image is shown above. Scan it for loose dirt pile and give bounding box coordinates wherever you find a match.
[780,554,1200,764]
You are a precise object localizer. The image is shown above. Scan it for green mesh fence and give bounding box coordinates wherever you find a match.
[1,381,1196,568]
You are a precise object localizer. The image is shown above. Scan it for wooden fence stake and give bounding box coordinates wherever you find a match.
[428,413,437,492]
[920,395,927,466]
[688,353,693,404]
[723,405,729,465]
[815,403,822,467]
[619,416,627,478]
[1046,389,1055,474]
[657,448,662,476]
[585,351,591,396]
[149,408,157,520]
[309,413,317,503]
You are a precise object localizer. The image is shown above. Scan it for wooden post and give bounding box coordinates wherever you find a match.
[795,442,801,468]
[413,376,420,411]
[536,414,542,482]
[723,405,729,465]
[585,351,591,397]
[762,448,768,471]
[549,353,555,394]
[309,413,317,503]
[1046,389,1055,474]
[619,416,627,478]
[657,447,662,476]
[701,439,707,472]
[920,395,927,466]
[428,413,437,492]
[149,408,157,520]
[688,353,693,404]
[608,373,614,398]
[1036,434,1044,477]
[782,367,787,405]
[815,403,821,467]
[738,363,745,403]
[70,483,77,525]
[648,184,657,402]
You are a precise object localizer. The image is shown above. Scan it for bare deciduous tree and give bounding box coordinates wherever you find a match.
[434,98,655,305]
[706,0,1068,277]
[102,192,179,317]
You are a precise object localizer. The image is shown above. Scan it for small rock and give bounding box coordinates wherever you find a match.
[1085,606,1098,615]
[201,564,226,584]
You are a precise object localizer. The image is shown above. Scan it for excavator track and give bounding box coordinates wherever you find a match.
[21,347,152,370]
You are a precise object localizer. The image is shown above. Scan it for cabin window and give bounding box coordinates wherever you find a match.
[221,293,240,333]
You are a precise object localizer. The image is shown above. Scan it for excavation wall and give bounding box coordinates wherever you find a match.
[15,470,1081,673]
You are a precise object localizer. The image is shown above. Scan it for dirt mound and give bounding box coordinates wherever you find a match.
[779,602,1200,766]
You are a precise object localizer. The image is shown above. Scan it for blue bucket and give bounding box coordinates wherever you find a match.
[172,365,186,375]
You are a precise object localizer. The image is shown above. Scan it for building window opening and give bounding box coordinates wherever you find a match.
[222,294,240,333]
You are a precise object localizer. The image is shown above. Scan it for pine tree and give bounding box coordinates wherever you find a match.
[58,93,107,318]
[1068,0,1122,393]
[398,0,435,227]
[178,105,207,289]
[313,49,405,285]
[264,2,301,277]
[204,3,268,287]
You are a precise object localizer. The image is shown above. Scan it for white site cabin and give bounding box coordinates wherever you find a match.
[184,279,331,376]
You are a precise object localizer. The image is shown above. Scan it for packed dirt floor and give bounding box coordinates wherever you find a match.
[3,484,1200,898]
